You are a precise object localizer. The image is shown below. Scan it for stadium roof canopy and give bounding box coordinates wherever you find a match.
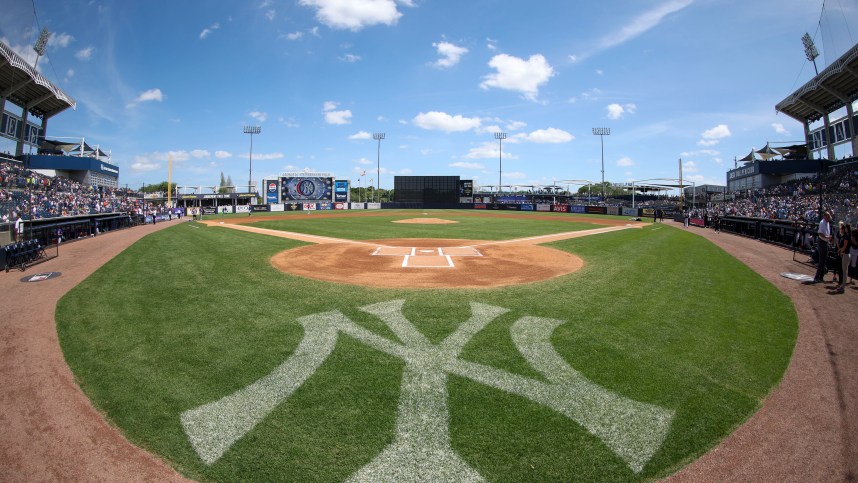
[0,40,76,118]
[776,42,858,123]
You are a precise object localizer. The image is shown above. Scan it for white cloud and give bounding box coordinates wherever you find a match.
[571,0,693,62]
[698,124,731,146]
[321,100,352,125]
[357,157,373,165]
[432,41,468,69]
[606,103,637,120]
[200,23,220,40]
[126,88,164,108]
[349,131,372,140]
[506,120,527,131]
[616,156,635,167]
[413,111,481,132]
[215,151,232,159]
[249,111,268,122]
[519,128,574,143]
[464,142,517,160]
[340,53,362,62]
[190,149,210,158]
[243,152,285,160]
[682,160,698,172]
[680,149,719,157]
[449,161,485,169]
[505,171,527,180]
[48,32,73,48]
[286,31,303,40]
[772,123,790,135]
[265,10,276,20]
[486,38,498,51]
[480,53,555,101]
[75,46,93,60]
[130,157,160,172]
[298,0,403,31]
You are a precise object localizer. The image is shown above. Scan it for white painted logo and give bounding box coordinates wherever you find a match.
[181,301,674,477]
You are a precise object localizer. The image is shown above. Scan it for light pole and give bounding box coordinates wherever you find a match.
[243,125,261,195]
[373,133,385,203]
[592,127,610,201]
[495,132,507,195]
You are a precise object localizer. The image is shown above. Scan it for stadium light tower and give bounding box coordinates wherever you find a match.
[373,133,385,203]
[243,125,261,195]
[495,132,507,194]
[32,28,51,69]
[802,32,820,76]
[592,127,610,201]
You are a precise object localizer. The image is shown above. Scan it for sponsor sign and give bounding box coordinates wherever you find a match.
[351,203,365,210]
[235,205,251,213]
[281,177,334,202]
[521,204,535,211]
[334,202,348,210]
[459,197,473,204]
[218,206,234,214]
[202,206,217,215]
[551,205,569,213]
[641,208,655,217]
[570,205,586,213]
[607,207,620,216]
[474,203,487,209]
[536,204,551,212]
[334,180,349,203]
[586,206,606,214]
[458,180,473,197]
[367,202,382,210]
[266,180,279,203]
[251,205,270,212]
[622,207,639,216]
[317,202,333,210]
[302,203,317,211]
[285,203,301,211]
[270,203,285,212]
[690,217,705,227]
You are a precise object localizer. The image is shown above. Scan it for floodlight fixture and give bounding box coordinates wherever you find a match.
[243,126,261,195]
[494,132,507,194]
[32,28,51,69]
[373,133,385,203]
[802,32,820,75]
[592,127,610,201]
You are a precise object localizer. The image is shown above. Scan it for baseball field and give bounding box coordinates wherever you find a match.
[55,210,797,481]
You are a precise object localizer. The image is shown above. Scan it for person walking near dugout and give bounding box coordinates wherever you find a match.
[812,211,833,283]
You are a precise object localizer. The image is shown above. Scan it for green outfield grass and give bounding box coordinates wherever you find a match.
[56,212,797,482]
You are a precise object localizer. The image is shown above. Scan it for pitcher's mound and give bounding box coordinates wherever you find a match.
[270,238,582,289]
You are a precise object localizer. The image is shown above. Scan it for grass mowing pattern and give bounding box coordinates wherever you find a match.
[56,215,797,481]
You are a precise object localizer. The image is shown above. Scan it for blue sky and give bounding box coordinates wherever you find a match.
[1,0,855,193]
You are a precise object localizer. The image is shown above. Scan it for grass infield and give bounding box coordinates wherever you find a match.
[56,211,797,481]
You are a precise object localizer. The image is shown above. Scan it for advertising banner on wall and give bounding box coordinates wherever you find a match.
[281,177,334,201]
[351,203,365,210]
[334,202,348,210]
[202,206,217,215]
[218,206,234,214]
[521,204,535,211]
[474,203,487,209]
[235,205,250,213]
[570,205,586,213]
[622,207,639,216]
[302,203,317,210]
[607,206,620,215]
[586,206,606,214]
[285,203,301,211]
[458,180,473,203]
[366,202,382,210]
[334,180,349,202]
[251,205,270,212]
[265,180,279,203]
[551,205,569,213]
[536,204,551,212]
[317,202,333,210]
[270,203,285,212]
[641,208,655,217]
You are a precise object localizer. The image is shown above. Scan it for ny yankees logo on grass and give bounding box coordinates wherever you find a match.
[181,301,674,477]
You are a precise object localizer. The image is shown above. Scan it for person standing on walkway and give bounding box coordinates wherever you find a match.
[834,223,851,293]
[812,211,832,283]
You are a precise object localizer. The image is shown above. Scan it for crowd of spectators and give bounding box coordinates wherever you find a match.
[687,165,858,227]
[1,160,154,223]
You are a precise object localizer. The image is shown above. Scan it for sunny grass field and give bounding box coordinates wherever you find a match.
[56,211,797,482]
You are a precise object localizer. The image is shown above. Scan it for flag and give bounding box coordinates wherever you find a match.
[361,170,366,176]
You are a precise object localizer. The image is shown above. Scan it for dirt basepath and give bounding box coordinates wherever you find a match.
[0,215,854,481]
[0,219,188,482]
